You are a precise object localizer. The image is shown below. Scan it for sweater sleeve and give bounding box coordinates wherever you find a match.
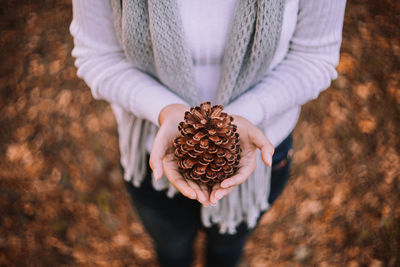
[224,0,347,126]
[69,0,188,126]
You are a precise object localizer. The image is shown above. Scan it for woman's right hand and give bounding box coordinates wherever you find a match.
[149,104,211,206]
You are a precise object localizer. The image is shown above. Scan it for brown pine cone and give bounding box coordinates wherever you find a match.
[173,102,241,187]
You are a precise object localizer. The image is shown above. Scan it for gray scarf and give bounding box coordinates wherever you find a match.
[110,0,285,234]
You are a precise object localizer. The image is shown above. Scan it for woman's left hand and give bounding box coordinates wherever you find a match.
[209,115,274,205]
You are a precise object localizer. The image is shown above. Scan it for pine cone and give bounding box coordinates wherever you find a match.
[173,102,241,187]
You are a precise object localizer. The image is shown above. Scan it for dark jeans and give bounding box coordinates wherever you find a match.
[124,134,292,267]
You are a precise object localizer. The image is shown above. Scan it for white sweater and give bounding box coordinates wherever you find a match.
[70,0,346,148]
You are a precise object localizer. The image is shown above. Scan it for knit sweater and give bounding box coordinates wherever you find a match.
[70,0,346,232]
[70,0,346,147]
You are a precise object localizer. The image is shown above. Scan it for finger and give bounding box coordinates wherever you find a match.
[149,129,169,180]
[187,180,210,207]
[199,183,211,206]
[220,160,256,188]
[187,180,209,206]
[261,144,274,166]
[162,158,196,199]
[210,183,235,204]
[249,128,274,166]
[214,186,235,201]
[209,183,221,205]
[249,127,273,152]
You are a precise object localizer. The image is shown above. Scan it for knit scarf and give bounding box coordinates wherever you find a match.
[110,0,285,234]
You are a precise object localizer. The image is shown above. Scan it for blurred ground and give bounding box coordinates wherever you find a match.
[1,0,399,266]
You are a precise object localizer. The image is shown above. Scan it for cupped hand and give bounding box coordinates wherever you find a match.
[149,104,211,206]
[209,115,274,205]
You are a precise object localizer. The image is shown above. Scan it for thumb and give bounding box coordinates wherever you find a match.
[260,144,274,166]
[249,127,274,166]
[149,129,168,180]
[149,154,163,180]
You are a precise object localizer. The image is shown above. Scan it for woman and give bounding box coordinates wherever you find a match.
[70,0,346,266]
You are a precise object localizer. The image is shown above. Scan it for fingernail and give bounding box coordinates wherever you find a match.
[153,169,160,180]
[267,156,272,166]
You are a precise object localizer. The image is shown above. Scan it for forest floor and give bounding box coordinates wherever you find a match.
[1,0,399,266]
